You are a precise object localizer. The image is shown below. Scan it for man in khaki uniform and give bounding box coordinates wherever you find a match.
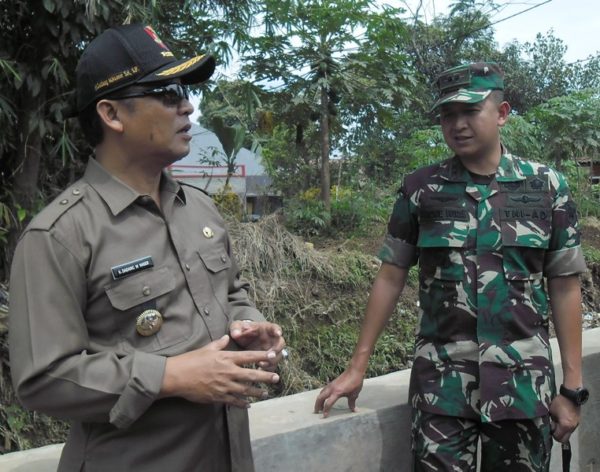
[9,23,285,472]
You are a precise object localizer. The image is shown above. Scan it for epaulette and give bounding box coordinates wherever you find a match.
[178,181,211,197]
[27,184,86,232]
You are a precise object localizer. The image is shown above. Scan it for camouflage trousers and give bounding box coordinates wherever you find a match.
[411,409,553,471]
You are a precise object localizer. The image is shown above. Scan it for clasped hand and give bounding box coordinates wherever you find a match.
[229,320,286,371]
[161,320,285,409]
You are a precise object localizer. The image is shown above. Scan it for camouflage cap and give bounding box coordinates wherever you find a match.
[432,62,504,110]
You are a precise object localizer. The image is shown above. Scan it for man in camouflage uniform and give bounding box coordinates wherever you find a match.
[315,62,588,471]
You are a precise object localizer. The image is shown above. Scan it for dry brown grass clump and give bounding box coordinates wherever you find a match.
[227,214,385,395]
[228,213,379,321]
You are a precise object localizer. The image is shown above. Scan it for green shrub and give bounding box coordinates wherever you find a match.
[284,186,394,238]
[583,244,600,264]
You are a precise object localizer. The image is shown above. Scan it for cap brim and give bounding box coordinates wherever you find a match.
[139,54,216,85]
[431,89,491,110]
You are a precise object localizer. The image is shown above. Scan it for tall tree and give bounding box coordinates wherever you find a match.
[494,32,600,114]
[343,0,497,186]
[529,89,600,169]
[198,79,322,194]
[241,0,413,215]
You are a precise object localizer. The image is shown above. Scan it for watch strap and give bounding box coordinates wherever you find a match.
[559,384,589,406]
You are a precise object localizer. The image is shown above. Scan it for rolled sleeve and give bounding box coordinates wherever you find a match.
[544,171,587,278]
[378,233,418,268]
[544,246,587,278]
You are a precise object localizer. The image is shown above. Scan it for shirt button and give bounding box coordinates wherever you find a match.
[72,189,81,196]
[220,255,227,263]
[185,264,191,271]
[59,199,68,205]
[142,286,151,296]
[203,307,210,316]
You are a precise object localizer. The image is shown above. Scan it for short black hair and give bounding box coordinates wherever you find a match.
[77,97,136,147]
[78,102,104,147]
[489,90,505,104]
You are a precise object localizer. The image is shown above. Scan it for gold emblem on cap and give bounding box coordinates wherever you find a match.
[203,226,214,238]
[136,309,163,336]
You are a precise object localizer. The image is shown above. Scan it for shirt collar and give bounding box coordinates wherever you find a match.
[495,151,526,182]
[439,146,525,183]
[83,159,185,216]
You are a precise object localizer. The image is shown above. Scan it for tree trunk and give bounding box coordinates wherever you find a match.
[319,85,331,215]
[5,98,44,278]
[295,124,311,191]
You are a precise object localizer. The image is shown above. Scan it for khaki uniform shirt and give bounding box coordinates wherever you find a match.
[9,158,263,471]
[379,152,587,422]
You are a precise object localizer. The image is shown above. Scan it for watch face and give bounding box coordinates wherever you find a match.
[561,385,590,406]
[577,388,590,405]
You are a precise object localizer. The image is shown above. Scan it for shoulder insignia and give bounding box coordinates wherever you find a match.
[526,176,548,192]
[499,181,523,192]
[27,185,86,231]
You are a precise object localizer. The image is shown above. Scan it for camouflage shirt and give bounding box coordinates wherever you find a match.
[379,152,587,422]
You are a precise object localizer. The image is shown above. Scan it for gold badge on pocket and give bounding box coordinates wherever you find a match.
[203,226,214,238]
[136,309,163,336]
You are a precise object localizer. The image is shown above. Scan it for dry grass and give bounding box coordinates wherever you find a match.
[227,213,384,396]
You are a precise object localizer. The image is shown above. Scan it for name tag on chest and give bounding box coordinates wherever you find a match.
[501,207,549,221]
[421,207,468,221]
[111,256,154,280]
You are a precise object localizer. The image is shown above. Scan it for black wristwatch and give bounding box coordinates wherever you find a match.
[559,384,590,406]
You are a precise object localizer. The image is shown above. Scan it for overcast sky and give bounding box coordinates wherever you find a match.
[400,0,600,63]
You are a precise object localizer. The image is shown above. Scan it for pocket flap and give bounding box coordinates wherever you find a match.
[500,218,550,249]
[199,251,231,273]
[417,220,469,248]
[105,266,175,311]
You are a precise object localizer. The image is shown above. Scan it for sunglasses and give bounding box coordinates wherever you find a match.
[108,83,190,107]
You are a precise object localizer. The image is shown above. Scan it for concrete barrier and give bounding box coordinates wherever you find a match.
[1,328,599,471]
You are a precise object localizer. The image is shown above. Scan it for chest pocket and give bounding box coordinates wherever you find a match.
[105,266,184,351]
[417,205,469,281]
[500,205,552,280]
[197,250,232,307]
[105,266,175,310]
[199,251,231,273]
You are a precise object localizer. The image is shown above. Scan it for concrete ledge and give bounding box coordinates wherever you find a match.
[0,444,64,472]
[2,328,599,471]
[250,368,413,472]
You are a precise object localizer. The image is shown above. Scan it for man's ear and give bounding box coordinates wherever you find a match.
[497,101,511,126]
[96,99,124,134]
